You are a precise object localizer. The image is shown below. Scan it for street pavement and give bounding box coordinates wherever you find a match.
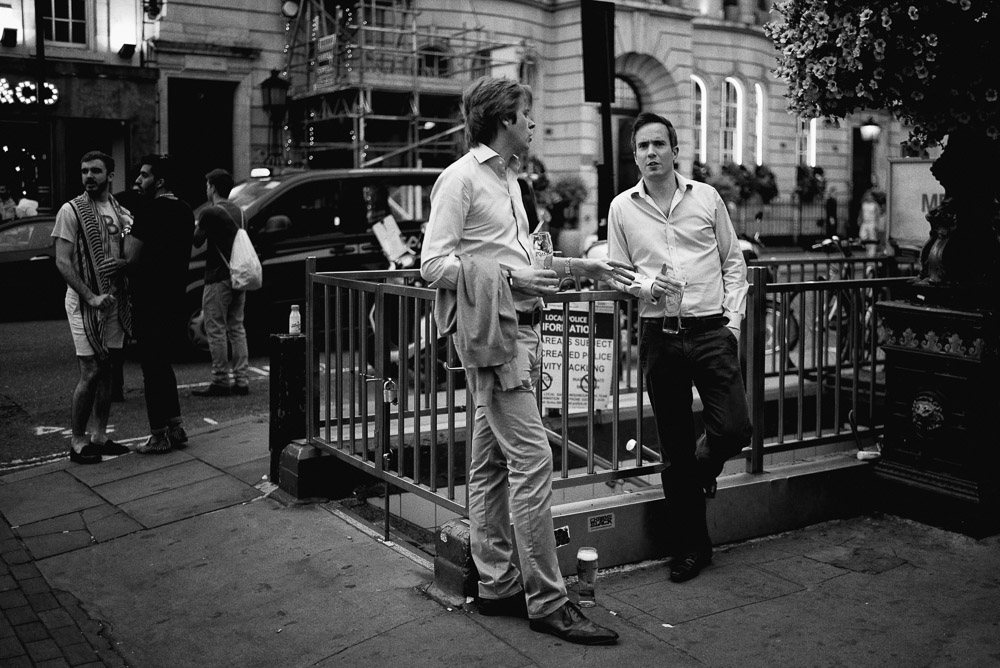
[1,416,999,667]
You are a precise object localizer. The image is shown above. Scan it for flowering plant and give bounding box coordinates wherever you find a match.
[766,0,999,147]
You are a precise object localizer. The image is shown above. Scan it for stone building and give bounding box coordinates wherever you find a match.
[1,0,910,229]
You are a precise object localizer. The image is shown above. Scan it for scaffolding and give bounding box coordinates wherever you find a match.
[283,0,532,168]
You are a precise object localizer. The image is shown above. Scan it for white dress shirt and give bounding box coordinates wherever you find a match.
[607,173,748,329]
[420,144,541,312]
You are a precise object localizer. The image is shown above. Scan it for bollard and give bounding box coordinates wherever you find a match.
[269,333,313,482]
[425,519,479,608]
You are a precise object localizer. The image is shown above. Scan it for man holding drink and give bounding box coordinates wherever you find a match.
[608,112,751,583]
[421,76,632,645]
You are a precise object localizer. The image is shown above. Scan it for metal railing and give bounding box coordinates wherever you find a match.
[304,256,917,533]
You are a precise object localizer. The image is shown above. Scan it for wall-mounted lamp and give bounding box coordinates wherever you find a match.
[260,69,290,165]
[117,43,136,59]
[1,28,17,48]
[860,116,881,141]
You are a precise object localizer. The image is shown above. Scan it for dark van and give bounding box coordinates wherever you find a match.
[184,167,441,354]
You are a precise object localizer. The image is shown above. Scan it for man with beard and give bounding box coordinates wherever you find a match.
[51,151,133,464]
[128,154,194,453]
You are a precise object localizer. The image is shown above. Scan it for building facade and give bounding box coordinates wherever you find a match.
[1,0,909,229]
[0,0,156,209]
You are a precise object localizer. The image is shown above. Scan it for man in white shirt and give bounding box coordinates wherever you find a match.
[51,151,133,464]
[421,76,631,645]
[608,112,752,583]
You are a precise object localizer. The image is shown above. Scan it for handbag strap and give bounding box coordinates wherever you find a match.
[214,206,245,269]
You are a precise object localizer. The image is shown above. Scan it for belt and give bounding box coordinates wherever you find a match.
[517,308,543,327]
[642,314,727,334]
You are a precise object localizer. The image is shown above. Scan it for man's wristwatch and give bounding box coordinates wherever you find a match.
[564,258,573,277]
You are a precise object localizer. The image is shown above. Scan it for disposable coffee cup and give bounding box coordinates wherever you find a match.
[576,547,598,607]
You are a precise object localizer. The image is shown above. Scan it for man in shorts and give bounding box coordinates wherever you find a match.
[52,151,134,464]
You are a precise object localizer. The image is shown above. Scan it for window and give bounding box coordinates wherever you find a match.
[613,76,641,113]
[796,118,816,166]
[420,46,451,78]
[754,83,765,166]
[519,55,538,90]
[41,0,88,46]
[690,75,707,163]
[721,77,743,165]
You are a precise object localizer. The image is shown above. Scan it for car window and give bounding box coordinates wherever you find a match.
[259,180,354,238]
[0,219,55,253]
[363,181,431,224]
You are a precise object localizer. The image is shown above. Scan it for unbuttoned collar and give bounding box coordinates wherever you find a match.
[471,144,521,178]
[630,172,693,202]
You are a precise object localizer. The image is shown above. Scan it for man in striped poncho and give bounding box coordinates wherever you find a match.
[52,151,134,464]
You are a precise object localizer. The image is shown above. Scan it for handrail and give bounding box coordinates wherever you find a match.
[305,259,906,531]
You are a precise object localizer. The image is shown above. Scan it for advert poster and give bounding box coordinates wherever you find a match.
[540,302,617,411]
[887,158,943,250]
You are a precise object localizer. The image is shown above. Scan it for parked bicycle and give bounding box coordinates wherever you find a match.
[811,235,885,364]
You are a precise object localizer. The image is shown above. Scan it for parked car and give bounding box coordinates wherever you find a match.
[0,215,65,322]
[182,167,441,356]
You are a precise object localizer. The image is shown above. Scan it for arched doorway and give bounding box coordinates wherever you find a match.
[613,76,642,193]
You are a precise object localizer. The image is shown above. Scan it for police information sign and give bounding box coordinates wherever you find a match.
[540,303,617,411]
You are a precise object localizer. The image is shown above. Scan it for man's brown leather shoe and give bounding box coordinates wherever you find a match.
[529,601,619,645]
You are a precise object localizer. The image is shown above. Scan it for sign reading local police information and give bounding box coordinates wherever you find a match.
[888,158,942,250]
[540,303,617,411]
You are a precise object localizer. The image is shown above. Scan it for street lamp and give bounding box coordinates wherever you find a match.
[260,69,290,165]
[859,116,881,141]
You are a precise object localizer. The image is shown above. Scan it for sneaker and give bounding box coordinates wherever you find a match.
[167,424,189,448]
[192,383,231,397]
[136,432,171,454]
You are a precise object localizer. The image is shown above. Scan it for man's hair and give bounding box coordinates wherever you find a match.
[141,154,175,188]
[462,76,532,147]
[205,168,235,198]
[80,150,115,174]
[630,112,678,153]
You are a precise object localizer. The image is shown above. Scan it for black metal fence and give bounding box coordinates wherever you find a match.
[731,197,844,242]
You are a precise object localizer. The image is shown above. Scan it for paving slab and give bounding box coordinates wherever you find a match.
[117,475,260,528]
[0,472,106,528]
[91,460,224,506]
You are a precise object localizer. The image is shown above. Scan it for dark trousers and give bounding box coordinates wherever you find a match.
[640,322,752,555]
[134,305,182,431]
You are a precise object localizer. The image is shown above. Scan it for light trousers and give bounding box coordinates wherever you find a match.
[467,324,568,619]
[201,280,248,386]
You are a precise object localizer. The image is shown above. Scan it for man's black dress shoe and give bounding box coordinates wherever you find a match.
[477,593,528,618]
[69,444,102,465]
[529,601,619,645]
[669,550,712,583]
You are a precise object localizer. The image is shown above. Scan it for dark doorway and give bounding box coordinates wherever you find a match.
[58,118,126,204]
[168,78,237,209]
[849,127,874,238]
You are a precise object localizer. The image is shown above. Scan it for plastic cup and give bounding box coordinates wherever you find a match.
[576,547,598,607]
[661,281,685,333]
[530,231,554,269]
